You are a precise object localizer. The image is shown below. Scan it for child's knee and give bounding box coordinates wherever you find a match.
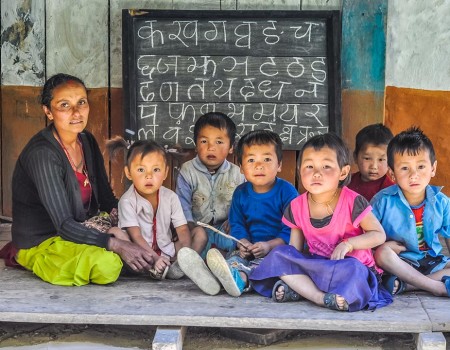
[192,226,207,240]
[374,243,396,265]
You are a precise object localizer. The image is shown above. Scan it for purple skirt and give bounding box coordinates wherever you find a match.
[249,245,393,312]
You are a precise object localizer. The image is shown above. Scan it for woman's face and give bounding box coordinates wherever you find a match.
[43,81,89,136]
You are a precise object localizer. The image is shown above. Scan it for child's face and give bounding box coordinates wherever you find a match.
[125,151,168,201]
[389,148,437,205]
[300,146,350,199]
[240,143,281,193]
[196,125,233,172]
[356,143,389,182]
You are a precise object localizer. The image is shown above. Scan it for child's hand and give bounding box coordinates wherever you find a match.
[384,240,407,255]
[331,242,352,260]
[154,256,170,273]
[238,239,252,258]
[248,241,271,258]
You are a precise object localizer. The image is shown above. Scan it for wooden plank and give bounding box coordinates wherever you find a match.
[173,0,220,10]
[0,223,12,242]
[221,0,236,10]
[279,150,297,186]
[0,0,45,86]
[110,88,127,197]
[302,0,342,10]
[236,0,300,10]
[46,0,108,88]
[110,1,173,88]
[1,86,46,217]
[0,268,432,333]
[85,88,110,177]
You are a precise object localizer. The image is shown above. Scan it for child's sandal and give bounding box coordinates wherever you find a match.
[441,276,450,297]
[271,280,302,303]
[382,274,407,296]
[323,293,349,311]
[149,266,169,280]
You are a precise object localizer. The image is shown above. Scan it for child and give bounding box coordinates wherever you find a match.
[107,137,207,279]
[372,127,450,297]
[249,133,392,312]
[178,130,298,296]
[348,123,394,201]
[176,112,245,257]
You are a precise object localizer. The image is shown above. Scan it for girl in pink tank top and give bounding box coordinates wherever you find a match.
[249,133,392,311]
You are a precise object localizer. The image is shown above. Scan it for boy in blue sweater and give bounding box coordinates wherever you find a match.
[372,127,450,297]
[178,130,298,296]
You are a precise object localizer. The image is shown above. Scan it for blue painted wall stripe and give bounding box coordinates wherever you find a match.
[342,0,387,91]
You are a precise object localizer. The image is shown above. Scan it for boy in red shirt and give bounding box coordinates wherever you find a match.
[348,123,394,201]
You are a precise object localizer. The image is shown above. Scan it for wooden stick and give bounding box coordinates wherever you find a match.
[196,221,249,249]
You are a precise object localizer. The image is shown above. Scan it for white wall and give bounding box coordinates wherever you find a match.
[385,0,450,91]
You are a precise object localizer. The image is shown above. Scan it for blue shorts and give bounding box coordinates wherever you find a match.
[400,253,449,275]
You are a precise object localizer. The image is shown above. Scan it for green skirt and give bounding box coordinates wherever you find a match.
[16,236,122,286]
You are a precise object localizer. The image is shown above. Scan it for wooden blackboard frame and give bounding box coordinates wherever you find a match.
[122,9,341,147]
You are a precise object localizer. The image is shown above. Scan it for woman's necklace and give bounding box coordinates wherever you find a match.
[309,189,338,216]
[53,129,90,187]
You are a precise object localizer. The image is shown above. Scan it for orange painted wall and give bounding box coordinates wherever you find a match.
[385,86,450,196]
[341,89,385,171]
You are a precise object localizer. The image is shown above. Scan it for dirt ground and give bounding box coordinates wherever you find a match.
[2,322,448,349]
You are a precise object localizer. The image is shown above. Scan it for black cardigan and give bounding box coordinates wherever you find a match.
[12,125,118,249]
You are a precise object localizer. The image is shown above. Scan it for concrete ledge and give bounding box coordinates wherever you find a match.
[220,328,298,345]
[415,332,446,350]
[152,326,186,350]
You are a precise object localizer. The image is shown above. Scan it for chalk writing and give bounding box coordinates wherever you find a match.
[123,11,340,149]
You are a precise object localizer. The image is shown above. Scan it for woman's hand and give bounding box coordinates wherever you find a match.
[108,237,154,272]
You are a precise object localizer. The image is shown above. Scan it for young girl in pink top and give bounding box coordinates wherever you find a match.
[249,133,393,311]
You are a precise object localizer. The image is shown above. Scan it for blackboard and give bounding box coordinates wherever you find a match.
[123,10,341,150]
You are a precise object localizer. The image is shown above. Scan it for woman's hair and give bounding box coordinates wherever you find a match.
[236,130,283,165]
[40,73,86,108]
[298,133,351,187]
[106,136,169,168]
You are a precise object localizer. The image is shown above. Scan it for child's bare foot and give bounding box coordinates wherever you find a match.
[382,275,407,295]
[391,279,399,294]
[274,284,284,301]
[271,280,302,302]
[323,293,349,311]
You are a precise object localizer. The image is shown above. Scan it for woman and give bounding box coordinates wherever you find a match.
[9,73,154,286]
